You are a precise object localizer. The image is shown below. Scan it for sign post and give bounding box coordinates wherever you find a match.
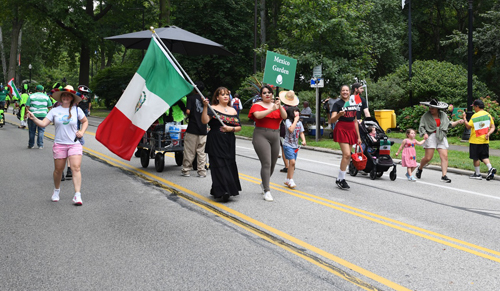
[311,65,323,141]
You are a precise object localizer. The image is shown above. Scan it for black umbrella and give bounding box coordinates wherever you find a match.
[105,26,233,56]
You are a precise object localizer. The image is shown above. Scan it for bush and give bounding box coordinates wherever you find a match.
[481,96,500,140]
[370,60,496,112]
[90,64,138,108]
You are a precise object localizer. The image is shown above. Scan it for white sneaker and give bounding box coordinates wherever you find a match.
[263,191,274,201]
[72,193,83,206]
[181,172,190,177]
[284,180,290,187]
[259,183,265,195]
[51,189,60,202]
[287,179,296,189]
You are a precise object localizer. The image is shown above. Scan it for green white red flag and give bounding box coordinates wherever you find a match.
[7,78,21,100]
[96,36,194,160]
[379,139,391,156]
[345,94,362,107]
[472,114,491,137]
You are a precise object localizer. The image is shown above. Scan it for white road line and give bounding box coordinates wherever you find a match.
[236,145,500,201]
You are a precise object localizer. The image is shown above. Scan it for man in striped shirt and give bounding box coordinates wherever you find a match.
[26,85,52,149]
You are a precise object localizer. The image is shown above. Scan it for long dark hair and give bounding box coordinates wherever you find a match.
[286,106,299,122]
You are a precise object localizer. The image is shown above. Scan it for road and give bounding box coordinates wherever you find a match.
[1,112,500,290]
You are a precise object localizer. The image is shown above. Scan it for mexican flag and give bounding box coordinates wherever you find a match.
[7,78,21,101]
[472,114,491,137]
[379,139,391,156]
[344,94,362,107]
[96,36,194,160]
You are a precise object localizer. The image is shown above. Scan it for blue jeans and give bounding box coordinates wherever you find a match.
[28,118,46,147]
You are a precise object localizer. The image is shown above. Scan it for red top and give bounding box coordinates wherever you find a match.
[248,104,283,130]
[435,118,441,127]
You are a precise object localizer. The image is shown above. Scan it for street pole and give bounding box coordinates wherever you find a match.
[253,0,257,74]
[408,0,413,106]
[462,0,474,141]
[28,64,32,90]
[315,84,320,142]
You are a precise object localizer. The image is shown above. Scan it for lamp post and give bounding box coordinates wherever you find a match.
[28,64,32,88]
[462,0,474,141]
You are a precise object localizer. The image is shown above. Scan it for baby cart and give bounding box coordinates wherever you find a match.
[349,117,397,180]
[138,122,187,172]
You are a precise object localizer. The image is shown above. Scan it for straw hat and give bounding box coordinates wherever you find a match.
[420,99,448,110]
[51,85,82,104]
[279,90,299,106]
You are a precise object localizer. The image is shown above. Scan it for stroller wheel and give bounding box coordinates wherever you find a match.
[348,161,358,176]
[370,169,377,180]
[390,169,397,181]
[376,172,383,178]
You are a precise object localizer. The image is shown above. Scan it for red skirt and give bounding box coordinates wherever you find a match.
[333,121,358,145]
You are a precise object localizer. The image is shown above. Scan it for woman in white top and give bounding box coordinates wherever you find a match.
[27,85,88,205]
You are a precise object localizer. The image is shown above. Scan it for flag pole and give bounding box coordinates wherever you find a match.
[150,27,225,127]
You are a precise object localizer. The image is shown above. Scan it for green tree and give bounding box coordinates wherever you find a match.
[369,59,494,112]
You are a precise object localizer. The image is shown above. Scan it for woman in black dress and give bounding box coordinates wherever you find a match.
[201,87,242,201]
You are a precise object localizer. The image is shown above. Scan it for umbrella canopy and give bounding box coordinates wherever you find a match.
[105,26,233,56]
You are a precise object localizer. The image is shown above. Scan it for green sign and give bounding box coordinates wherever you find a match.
[263,51,297,90]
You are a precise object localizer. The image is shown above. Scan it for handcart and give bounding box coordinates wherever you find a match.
[138,122,187,172]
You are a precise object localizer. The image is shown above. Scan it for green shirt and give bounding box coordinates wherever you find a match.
[20,93,29,105]
[0,88,8,102]
[26,92,53,118]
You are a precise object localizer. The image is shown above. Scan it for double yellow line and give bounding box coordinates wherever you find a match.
[40,127,500,290]
[240,173,500,263]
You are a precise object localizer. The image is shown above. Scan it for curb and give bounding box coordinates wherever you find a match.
[235,135,498,181]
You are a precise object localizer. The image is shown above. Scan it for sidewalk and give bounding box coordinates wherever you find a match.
[390,138,500,157]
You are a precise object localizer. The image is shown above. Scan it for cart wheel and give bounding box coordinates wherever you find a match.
[174,151,183,166]
[376,172,383,178]
[155,153,165,172]
[140,149,150,168]
[390,169,397,181]
[134,148,142,158]
[370,169,377,180]
[348,161,358,176]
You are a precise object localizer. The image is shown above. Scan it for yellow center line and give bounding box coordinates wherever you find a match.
[74,144,409,291]
[41,128,500,263]
[240,173,500,262]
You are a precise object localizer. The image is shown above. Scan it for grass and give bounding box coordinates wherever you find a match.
[90,109,111,118]
[88,107,500,173]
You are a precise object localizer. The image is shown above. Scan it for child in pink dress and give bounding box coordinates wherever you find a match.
[395,128,425,181]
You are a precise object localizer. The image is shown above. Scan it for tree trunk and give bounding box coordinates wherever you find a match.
[79,43,90,86]
[159,0,171,27]
[260,0,266,70]
[0,27,7,84]
[8,21,23,82]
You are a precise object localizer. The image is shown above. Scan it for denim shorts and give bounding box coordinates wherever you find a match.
[283,145,298,161]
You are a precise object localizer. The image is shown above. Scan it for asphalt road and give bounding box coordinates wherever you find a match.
[1,112,500,291]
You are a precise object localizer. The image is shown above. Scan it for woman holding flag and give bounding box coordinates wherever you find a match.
[416,99,464,183]
[201,87,242,202]
[330,85,361,190]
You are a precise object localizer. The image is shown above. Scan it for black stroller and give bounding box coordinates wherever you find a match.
[349,117,397,180]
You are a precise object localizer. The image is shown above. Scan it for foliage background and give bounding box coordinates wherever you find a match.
[1,0,500,122]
